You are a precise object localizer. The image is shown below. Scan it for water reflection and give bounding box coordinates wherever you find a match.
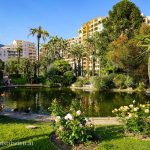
[0,88,149,117]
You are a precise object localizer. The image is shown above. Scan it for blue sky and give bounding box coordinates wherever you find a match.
[0,0,149,45]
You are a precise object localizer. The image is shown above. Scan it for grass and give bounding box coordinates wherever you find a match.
[0,115,57,150]
[0,115,150,150]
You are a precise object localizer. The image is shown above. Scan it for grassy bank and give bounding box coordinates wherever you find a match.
[0,115,57,150]
[0,115,149,150]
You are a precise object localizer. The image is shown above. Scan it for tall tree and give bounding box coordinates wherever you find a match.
[138,35,150,84]
[69,43,84,76]
[15,46,22,64]
[29,26,49,76]
[103,0,143,41]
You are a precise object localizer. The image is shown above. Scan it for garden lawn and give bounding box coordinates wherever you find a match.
[0,115,57,150]
[0,115,149,150]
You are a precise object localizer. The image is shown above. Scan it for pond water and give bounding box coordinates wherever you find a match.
[0,87,149,117]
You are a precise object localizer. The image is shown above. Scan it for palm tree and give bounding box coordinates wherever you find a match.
[29,26,49,76]
[16,46,23,64]
[69,43,84,76]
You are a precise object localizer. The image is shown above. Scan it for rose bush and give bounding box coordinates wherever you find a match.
[112,101,150,136]
[50,99,96,146]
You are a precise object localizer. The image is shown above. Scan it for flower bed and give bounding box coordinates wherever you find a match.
[112,101,150,136]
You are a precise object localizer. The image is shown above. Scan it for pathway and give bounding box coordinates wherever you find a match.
[0,111,121,125]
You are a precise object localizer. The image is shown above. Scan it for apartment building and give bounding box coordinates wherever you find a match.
[144,16,150,25]
[78,17,105,43]
[0,45,16,62]
[0,40,37,62]
[13,40,36,62]
[66,17,105,75]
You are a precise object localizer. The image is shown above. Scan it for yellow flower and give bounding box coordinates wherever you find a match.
[144,109,149,114]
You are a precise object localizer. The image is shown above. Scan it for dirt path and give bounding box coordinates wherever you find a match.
[0,111,121,125]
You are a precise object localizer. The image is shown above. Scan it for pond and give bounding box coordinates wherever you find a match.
[0,87,149,117]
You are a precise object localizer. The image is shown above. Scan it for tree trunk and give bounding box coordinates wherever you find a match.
[148,56,150,85]
[78,58,81,76]
[92,55,95,76]
[74,58,77,77]
[37,37,40,77]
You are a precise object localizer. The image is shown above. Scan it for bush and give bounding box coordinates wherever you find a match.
[112,101,150,136]
[92,75,115,90]
[73,77,84,87]
[50,99,96,146]
[113,74,133,89]
[63,71,76,86]
[46,60,75,87]
[11,77,27,85]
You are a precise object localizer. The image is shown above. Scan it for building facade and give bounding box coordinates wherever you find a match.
[66,17,105,75]
[0,40,36,62]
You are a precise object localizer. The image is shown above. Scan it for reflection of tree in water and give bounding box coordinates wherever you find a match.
[1,88,149,116]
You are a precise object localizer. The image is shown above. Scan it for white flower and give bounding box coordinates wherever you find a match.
[129,104,134,108]
[144,109,149,114]
[114,108,118,112]
[135,114,138,118]
[59,126,63,131]
[128,113,132,118]
[134,107,139,111]
[64,113,74,120]
[85,117,89,122]
[76,110,81,116]
[55,116,61,122]
[133,100,136,104]
[140,104,145,108]
[79,124,82,127]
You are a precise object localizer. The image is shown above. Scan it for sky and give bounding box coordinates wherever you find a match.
[0,0,150,45]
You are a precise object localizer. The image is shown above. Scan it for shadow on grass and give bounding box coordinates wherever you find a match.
[96,125,124,142]
[0,115,37,125]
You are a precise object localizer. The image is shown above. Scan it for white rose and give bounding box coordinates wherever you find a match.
[76,110,81,116]
[85,117,89,122]
[134,107,139,111]
[79,124,82,127]
[133,100,136,104]
[128,113,132,118]
[64,113,74,120]
[129,104,133,108]
[55,116,61,122]
[114,108,118,112]
[144,109,149,114]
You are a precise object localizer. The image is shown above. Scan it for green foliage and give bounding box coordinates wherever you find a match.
[113,74,133,89]
[63,71,76,85]
[50,99,96,146]
[92,75,115,90]
[11,77,27,85]
[46,60,75,87]
[103,0,143,40]
[112,102,150,136]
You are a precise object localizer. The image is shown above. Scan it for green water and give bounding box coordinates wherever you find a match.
[0,87,149,117]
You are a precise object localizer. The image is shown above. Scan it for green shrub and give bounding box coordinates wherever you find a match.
[92,75,115,90]
[50,99,96,146]
[73,77,84,87]
[11,77,27,85]
[113,74,133,89]
[46,60,75,87]
[112,101,150,136]
[136,82,146,91]
[63,71,76,86]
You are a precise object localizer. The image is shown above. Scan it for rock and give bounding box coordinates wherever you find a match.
[26,125,39,129]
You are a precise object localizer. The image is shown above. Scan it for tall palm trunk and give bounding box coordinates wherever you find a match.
[37,37,40,77]
[92,49,96,76]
